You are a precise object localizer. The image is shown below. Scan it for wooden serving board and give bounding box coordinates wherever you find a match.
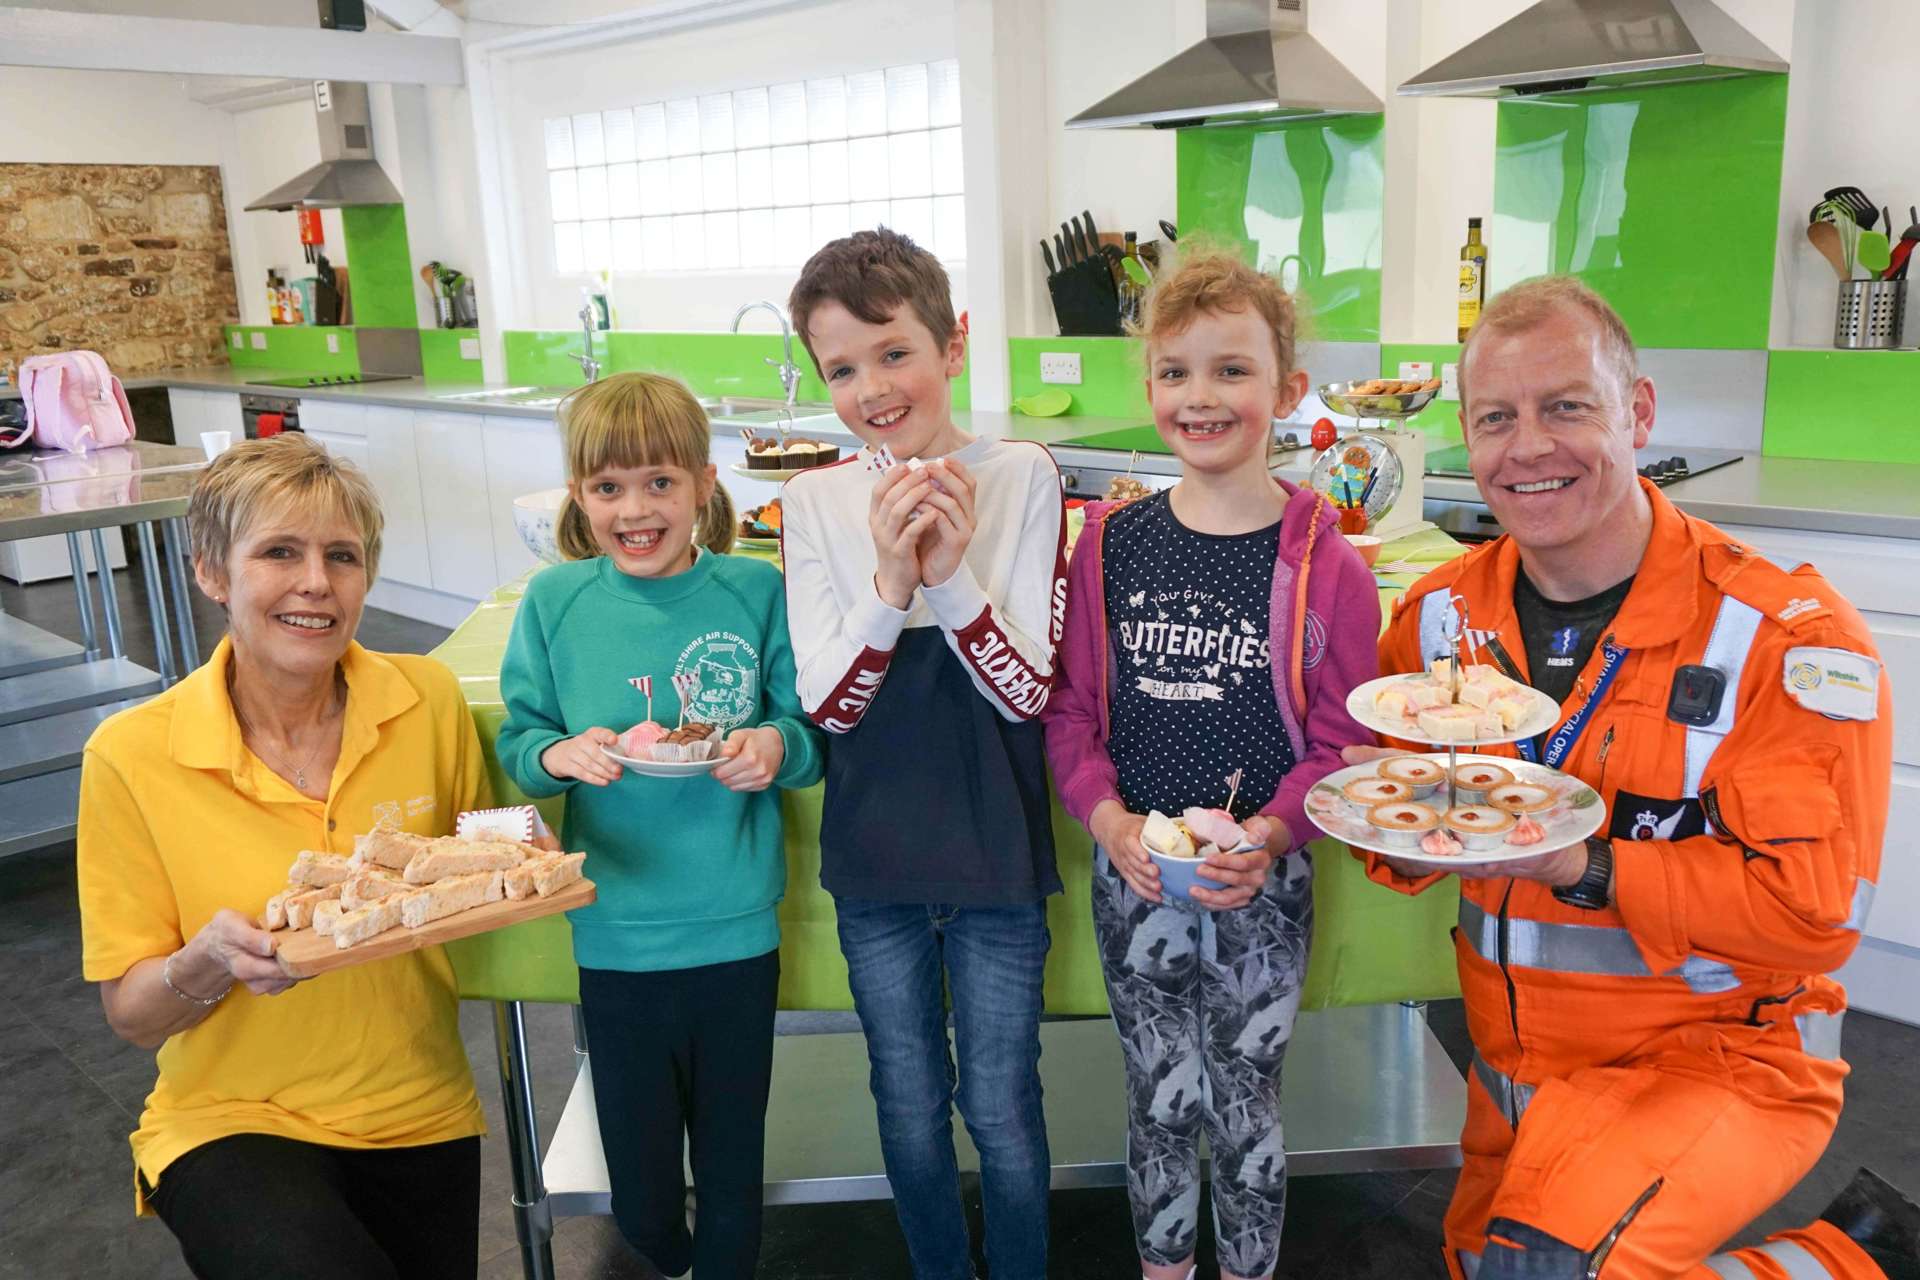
[273,878,597,978]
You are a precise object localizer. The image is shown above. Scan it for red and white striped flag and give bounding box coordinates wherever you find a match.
[629,676,652,698]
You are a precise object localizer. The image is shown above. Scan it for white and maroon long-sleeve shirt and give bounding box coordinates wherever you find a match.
[780,435,1067,905]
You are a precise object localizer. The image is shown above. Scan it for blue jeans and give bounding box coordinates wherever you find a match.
[834,897,1052,1280]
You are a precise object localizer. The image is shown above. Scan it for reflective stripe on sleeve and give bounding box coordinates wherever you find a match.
[1458,898,1741,994]
[1795,1009,1845,1061]
[1471,1052,1537,1126]
[1683,595,1764,820]
[1845,878,1876,932]
[1705,1257,1758,1279]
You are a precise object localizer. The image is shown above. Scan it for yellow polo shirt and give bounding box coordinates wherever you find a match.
[77,638,490,1214]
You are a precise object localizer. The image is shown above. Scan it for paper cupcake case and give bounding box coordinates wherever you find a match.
[1305,753,1604,865]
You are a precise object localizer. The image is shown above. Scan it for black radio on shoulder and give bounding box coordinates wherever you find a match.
[1667,664,1727,727]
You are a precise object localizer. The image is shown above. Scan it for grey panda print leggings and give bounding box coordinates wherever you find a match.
[1090,845,1313,1278]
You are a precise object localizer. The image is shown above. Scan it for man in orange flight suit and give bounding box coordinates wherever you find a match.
[1353,277,1914,1279]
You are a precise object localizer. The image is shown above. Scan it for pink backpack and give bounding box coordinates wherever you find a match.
[9,351,136,453]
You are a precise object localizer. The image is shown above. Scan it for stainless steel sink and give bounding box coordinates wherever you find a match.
[433,387,573,409]
[698,395,837,425]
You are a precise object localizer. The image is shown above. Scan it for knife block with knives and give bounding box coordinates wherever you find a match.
[1043,210,1123,337]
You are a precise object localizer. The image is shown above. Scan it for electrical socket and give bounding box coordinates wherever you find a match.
[459,337,481,361]
[1039,352,1082,385]
[1441,362,1459,400]
[231,331,244,349]
[1398,360,1434,381]
[250,332,267,350]
[325,333,340,355]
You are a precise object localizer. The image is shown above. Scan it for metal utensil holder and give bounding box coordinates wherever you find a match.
[1834,278,1906,349]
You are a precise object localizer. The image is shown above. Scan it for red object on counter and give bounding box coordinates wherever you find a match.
[1311,417,1337,451]
[255,413,285,438]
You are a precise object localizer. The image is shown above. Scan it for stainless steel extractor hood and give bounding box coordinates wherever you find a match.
[1399,0,1786,99]
[244,80,402,211]
[1068,0,1381,131]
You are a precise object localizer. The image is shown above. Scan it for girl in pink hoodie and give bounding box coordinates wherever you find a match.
[1042,252,1379,1280]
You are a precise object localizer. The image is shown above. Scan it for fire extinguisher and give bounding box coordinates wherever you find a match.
[298,208,325,263]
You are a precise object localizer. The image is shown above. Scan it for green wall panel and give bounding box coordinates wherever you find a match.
[1006,337,1148,419]
[1491,77,1786,349]
[1378,343,1464,443]
[502,330,970,412]
[1177,115,1385,342]
[1762,349,1920,463]
[222,325,360,374]
[419,329,482,383]
[340,204,417,328]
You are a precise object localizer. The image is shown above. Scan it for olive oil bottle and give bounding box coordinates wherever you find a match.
[1458,217,1487,342]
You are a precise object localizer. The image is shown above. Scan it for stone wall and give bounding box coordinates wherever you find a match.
[0,163,239,380]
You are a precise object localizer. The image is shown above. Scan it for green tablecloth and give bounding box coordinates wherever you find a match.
[443,526,1467,1012]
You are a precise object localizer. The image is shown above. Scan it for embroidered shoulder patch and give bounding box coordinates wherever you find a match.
[1783,646,1880,721]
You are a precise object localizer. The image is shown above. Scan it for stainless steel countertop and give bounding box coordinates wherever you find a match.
[0,441,207,540]
[65,367,1920,543]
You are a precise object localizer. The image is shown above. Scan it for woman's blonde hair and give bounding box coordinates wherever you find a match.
[188,432,383,582]
[1135,243,1300,379]
[554,372,736,562]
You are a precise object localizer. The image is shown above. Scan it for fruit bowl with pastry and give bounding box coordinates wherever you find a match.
[1138,807,1265,909]
[603,721,725,777]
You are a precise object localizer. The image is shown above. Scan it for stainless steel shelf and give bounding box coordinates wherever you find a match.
[0,698,147,785]
[0,767,80,859]
[0,613,86,680]
[0,658,162,728]
[540,1004,1464,1217]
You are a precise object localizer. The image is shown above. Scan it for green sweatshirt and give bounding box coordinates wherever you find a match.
[497,551,824,973]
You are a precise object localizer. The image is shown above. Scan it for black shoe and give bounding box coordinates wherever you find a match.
[1821,1167,1920,1280]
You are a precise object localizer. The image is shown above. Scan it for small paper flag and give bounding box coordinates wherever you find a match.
[629,675,653,698]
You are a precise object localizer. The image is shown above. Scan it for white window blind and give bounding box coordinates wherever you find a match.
[545,58,963,275]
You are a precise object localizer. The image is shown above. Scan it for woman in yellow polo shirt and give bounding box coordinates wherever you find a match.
[77,434,490,1280]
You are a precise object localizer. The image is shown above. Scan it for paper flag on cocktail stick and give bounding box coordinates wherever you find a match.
[1225,768,1243,815]
[629,675,654,723]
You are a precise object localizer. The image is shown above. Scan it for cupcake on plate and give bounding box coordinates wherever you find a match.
[1343,776,1413,808]
[650,722,719,762]
[1377,756,1445,798]
[1366,801,1441,850]
[1442,805,1517,851]
[1450,761,1515,804]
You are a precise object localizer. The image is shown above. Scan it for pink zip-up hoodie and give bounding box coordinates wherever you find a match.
[1043,481,1381,851]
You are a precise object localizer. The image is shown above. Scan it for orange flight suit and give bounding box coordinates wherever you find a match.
[1367,482,1893,1279]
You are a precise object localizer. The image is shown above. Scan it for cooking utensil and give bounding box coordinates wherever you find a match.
[1159,219,1179,243]
[1807,220,1850,280]
[1817,186,1878,229]
[1859,229,1892,276]
[1887,238,1916,281]
[1040,240,1057,276]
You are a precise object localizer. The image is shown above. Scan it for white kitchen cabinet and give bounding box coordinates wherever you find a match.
[303,428,371,472]
[297,399,367,438]
[167,388,244,448]
[363,407,433,589]
[411,411,500,601]
[480,414,567,581]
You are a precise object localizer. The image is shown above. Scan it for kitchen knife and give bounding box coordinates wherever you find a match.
[1061,222,1078,263]
[1040,240,1057,276]
[1082,209,1102,255]
[1072,215,1092,263]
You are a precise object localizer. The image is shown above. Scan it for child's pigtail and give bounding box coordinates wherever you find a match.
[700,482,737,556]
[555,492,602,561]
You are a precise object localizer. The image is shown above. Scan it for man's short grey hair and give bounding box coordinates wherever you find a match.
[1459,275,1640,407]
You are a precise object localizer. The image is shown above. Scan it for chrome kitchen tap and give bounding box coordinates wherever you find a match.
[730,301,803,407]
[572,301,602,382]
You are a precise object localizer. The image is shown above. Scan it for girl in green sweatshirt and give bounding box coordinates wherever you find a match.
[497,373,823,1280]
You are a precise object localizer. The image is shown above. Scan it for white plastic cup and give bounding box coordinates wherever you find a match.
[200,431,232,461]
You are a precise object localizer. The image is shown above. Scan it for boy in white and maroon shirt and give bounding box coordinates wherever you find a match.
[779,228,1062,1280]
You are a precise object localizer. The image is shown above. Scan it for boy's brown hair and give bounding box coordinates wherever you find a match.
[1138,247,1299,378]
[788,228,959,370]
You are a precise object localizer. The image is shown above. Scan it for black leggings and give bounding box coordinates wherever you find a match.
[142,1132,481,1280]
[579,949,780,1280]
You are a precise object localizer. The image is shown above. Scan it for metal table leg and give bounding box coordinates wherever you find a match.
[65,533,98,657]
[494,1000,557,1280]
[89,528,124,659]
[162,518,199,670]
[135,523,176,685]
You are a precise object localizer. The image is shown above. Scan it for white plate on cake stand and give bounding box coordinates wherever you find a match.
[1304,753,1604,865]
[602,747,722,778]
[1345,673,1560,748]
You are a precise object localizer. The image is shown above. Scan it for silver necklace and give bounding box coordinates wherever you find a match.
[231,668,346,793]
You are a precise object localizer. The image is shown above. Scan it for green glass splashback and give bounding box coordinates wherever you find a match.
[418,329,482,383]
[1006,336,1148,419]
[1762,349,1920,464]
[503,330,970,411]
[1379,343,1464,443]
[1177,115,1385,342]
[222,325,361,374]
[339,204,417,329]
[1491,77,1786,349]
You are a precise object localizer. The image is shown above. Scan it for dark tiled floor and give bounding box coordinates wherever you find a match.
[4,557,1917,1278]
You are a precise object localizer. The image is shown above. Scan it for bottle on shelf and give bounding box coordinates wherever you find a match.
[1117,231,1148,329]
[267,272,283,325]
[1458,217,1488,343]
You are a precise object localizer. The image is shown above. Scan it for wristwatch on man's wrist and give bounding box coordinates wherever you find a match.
[1552,836,1614,910]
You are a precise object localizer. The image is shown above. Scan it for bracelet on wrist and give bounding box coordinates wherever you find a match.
[162,949,232,1007]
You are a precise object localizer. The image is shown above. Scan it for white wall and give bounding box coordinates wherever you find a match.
[0,66,229,164]
[486,0,966,334]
